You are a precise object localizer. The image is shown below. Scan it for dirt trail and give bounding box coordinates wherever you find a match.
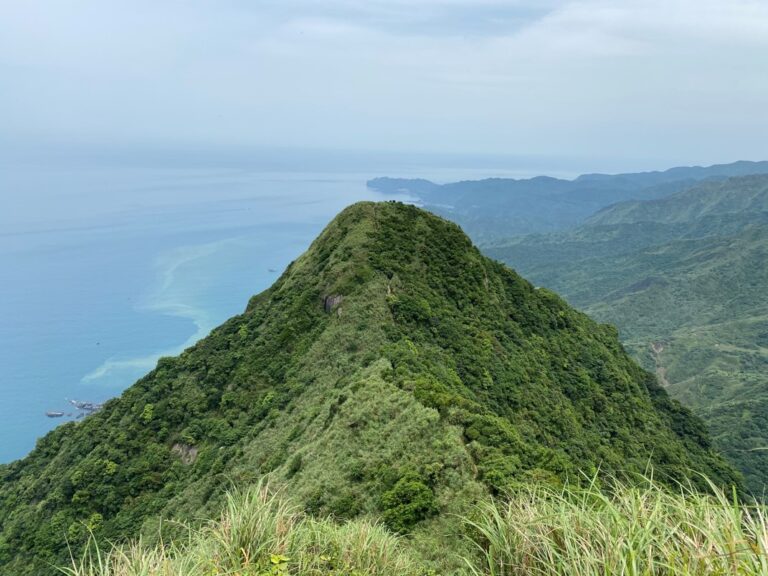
[651,341,671,388]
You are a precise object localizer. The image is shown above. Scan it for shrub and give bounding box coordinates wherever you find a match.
[381,473,437,533]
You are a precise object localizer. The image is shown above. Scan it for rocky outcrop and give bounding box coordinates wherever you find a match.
[171,443,199,465]
[323,295,343,313]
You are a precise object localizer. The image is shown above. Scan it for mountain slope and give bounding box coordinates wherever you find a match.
[369,160,768,241]
[486,176,768,492]
[585,174,768,226]
[0,202,739,574]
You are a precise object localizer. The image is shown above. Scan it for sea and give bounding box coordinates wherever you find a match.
[0,148,587,462]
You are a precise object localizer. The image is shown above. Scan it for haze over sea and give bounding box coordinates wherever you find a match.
[0,147,621,462]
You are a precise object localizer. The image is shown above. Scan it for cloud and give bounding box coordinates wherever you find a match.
[1,1,767,163]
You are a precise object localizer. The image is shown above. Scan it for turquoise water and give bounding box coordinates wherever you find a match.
[0,164,390,461]
[0,154,568,462]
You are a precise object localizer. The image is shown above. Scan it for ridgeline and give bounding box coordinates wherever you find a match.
[0,202,739,574]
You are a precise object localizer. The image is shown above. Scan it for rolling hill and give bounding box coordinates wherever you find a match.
[486,175,768,493]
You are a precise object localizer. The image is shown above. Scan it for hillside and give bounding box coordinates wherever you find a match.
[369,160,768,241]
[486,176,768,493]
[0,202,739,574]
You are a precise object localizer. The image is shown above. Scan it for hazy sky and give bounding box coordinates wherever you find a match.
[2,0,767,165]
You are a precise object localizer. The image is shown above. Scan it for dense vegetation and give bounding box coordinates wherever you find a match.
[487,175,768,493]
[369,160,768,241]
[0,202,739,574]
[63,476,768,576]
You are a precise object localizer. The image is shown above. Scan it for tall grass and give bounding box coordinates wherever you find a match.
[464,475,768,576]
[58,481,423,576]
[60,475,768,576]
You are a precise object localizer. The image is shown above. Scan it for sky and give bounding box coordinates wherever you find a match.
[1,0,768,167]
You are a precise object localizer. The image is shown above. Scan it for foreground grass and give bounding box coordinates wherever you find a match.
[62,476,768,576]
[467,475,768,576]
[59,482,425,576]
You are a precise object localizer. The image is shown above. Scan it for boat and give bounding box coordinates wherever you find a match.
[45,411,65,418]
[67,398,102,412]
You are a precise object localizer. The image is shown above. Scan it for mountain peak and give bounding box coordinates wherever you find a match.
[260,200,473,309]
[0,201,740,574]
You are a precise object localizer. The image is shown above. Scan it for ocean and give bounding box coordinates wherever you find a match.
[0,150,580,462]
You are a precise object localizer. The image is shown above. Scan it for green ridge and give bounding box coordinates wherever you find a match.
[0,202,739,574]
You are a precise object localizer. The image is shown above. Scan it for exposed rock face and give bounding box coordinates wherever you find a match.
[323,294,343,313]
[171,443,199,465]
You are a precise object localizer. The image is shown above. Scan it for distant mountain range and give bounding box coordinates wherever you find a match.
[0,202,735,574]
[368,160,768,242]
[485,174,768,493]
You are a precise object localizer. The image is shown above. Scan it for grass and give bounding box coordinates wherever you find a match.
[58,481,425,576]
[60,474,768,576]
[465,474,768,576]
